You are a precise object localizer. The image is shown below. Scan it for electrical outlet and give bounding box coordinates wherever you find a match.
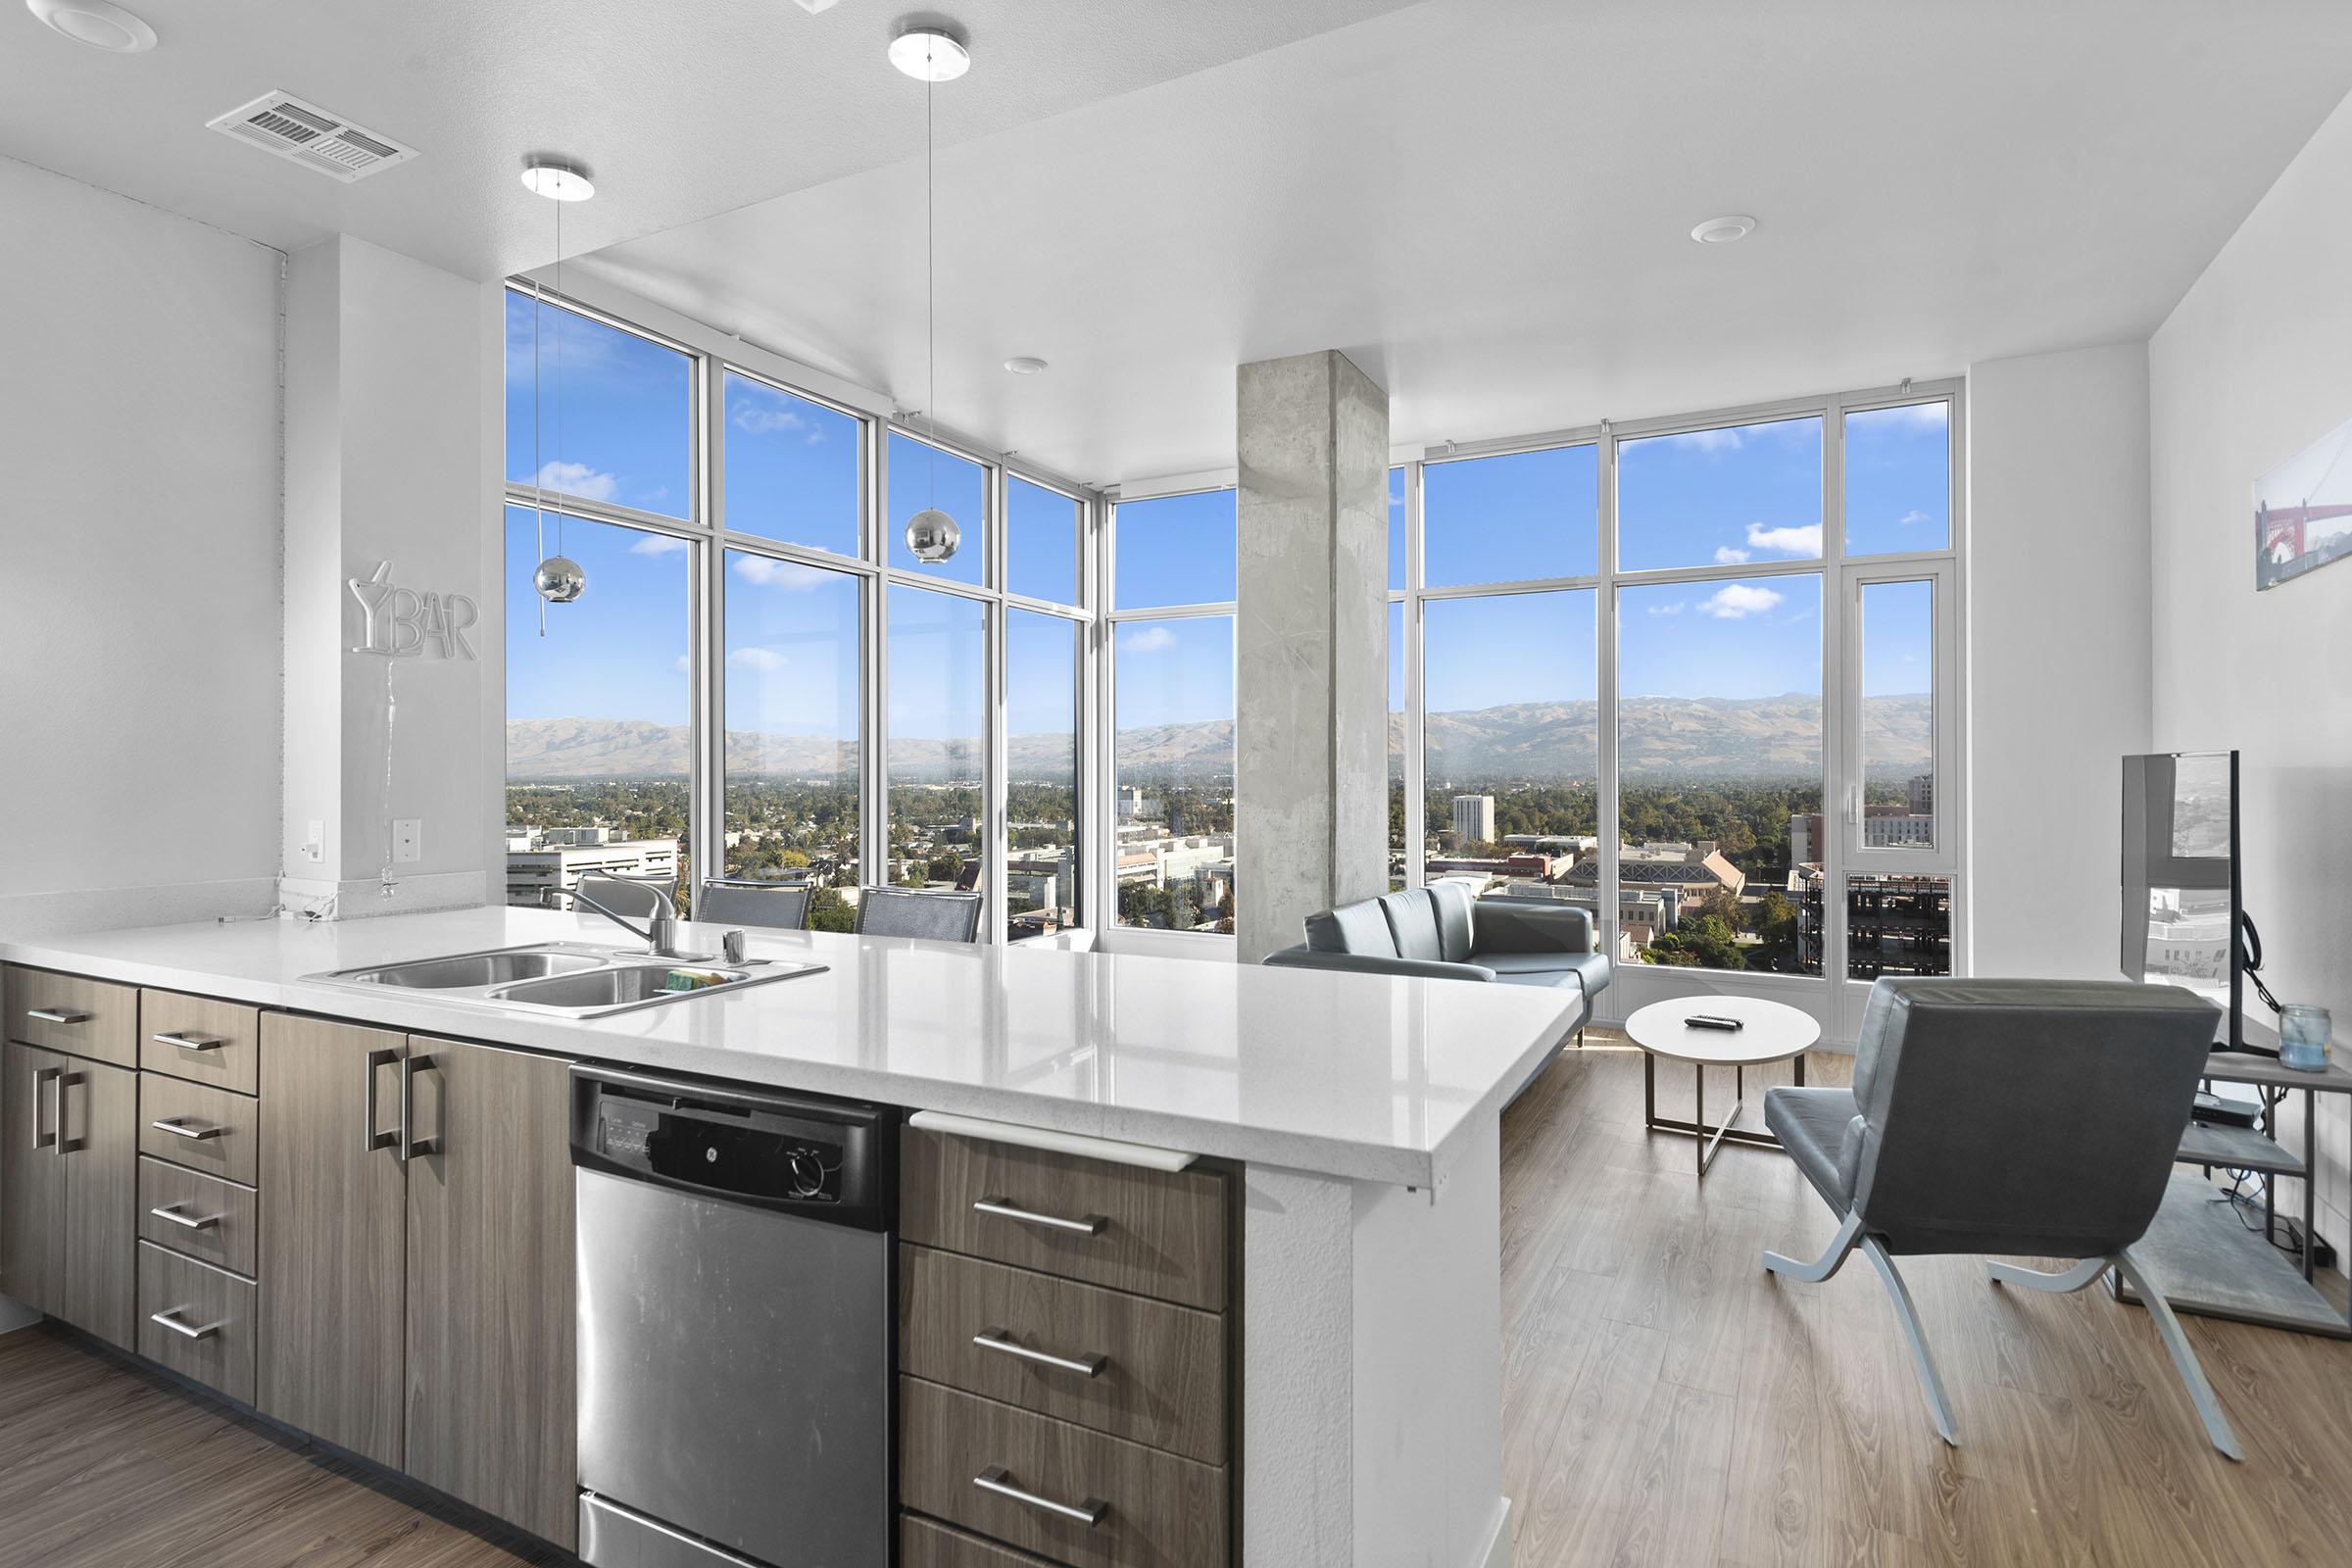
[301,819,324,861]
[392,819,423,864]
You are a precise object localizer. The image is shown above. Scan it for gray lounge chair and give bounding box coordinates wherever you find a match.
[1761,977,2240,1458]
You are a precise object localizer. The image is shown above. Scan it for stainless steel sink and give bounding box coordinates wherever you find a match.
[303,942,826,1019]
[335,945,609,989]
[489,963,748,1010]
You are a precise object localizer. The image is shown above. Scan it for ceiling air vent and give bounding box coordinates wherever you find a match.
[205,91,418,182]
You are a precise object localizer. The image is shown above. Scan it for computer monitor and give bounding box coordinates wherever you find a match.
[2121,751,2241,1050]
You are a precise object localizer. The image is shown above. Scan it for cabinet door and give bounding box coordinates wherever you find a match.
[403,1040,577,1550]
[1,1041,65,1312]
[58,1059,136,1348]
[259,1014,407,1467]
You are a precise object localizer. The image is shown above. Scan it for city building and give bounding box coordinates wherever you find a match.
[1450,795,1496,846]
[1793,868,1953,979]
[1789,806,1936,867]
[1565,841,1745,903]
[505,835,680,909]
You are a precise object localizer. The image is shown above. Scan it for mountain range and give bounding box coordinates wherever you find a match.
[507,694,1932,782]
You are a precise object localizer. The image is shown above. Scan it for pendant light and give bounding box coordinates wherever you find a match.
[523,156,594,630]
[898,25,964,565]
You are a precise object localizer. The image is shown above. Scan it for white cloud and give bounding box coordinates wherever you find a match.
[1744,521,1822,556]
[1661,426,1743,454]
[1712,545,1751,565]
[1120,625,1178,654]
[535,461,618,503]
[673,655,690,675]
[1645,602,1687,616]
[1898,509,1930,526]
[732,556,829,590]
[1870,403,1949,433]
[732,396,806,436]
[1701,584,1784,619]
[629,534,689,556]
[727,646,786,671]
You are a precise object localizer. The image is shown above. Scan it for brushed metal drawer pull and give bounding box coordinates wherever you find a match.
[153,1031,225,1053]
[973,1197,1108,1237]
[149,1203,222,1231]
[149,1308,222,1342]
[973,1327,1107,1378]
[972,1465,1108,1527]
[26,1007,91,1026]
[150,1116,227,1142]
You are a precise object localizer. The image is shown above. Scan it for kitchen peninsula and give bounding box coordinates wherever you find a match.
[2,906,1575,1568]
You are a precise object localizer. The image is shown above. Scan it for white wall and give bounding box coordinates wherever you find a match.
[278,236,496,916]
[1965,342,2154,978]
[2149,91,2352,1259]
[0,157,283,938]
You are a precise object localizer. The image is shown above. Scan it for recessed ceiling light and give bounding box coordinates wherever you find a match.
[889,24,970,82]
[520,158,595,201]
[25,0,156,52]
[1690,215,1756,245]
[1004,356,1048,375]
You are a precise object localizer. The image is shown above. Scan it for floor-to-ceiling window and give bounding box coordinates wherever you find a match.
[502,284,1099,939]
[1389,381,1963,1012]
[1105,487,1237,933]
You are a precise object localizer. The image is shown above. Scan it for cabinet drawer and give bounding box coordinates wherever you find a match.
[902,1514,1069,1568]
[902,1129,1228,1311]
[140,1075,260,1187]
[139,991,261,1097]
[901,1246,1226,1464]
[6,966,137,1068]
[138,1157,256,1278]
[138,1241,256,1405]
[900,1379,1227,1568]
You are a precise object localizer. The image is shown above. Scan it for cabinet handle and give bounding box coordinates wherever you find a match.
[153,1031,224,1053]
[972,1465,1108,1527]
[58,1071,86,1154]
[399,1054,440,1161]
[150,1116,226,1142]
[972,1327,1107,1378]
[149,1308,222,1342]
[362,1048,400,1152]
[25,1007,91,1026]
[149,1203,223,1231]
[972,1198,1108,1237]
[32,1065,61,1152]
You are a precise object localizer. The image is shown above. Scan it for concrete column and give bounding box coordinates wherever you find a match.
[279,235,500,917]
[1234,350,1390,962]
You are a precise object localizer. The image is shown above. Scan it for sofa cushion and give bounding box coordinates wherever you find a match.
[1304,899,1396,957]
[1378,890,1444,962]
[1427,881,1477,963]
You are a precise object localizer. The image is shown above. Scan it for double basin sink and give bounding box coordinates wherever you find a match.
[303,941,826,1019]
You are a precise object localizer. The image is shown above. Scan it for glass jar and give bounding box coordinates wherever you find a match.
[2278,1004,2332,1072]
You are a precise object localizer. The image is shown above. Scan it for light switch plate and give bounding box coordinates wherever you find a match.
[392,819,422,863]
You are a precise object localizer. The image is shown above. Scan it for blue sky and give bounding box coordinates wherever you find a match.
[507,291,1941,746]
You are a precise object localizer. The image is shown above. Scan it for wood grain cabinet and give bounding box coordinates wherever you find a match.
[6,964,138,1068]
[2,1037,138,1348]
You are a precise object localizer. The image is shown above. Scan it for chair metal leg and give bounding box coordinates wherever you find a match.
[2113,1246,2245,1462]
[1860,1236,1959,1446]
[1986,1255,2110,1294]
[1763,1210,1863,1284]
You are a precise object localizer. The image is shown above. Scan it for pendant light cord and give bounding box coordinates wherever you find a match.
[554,194,564,561]
[926,53,937,510]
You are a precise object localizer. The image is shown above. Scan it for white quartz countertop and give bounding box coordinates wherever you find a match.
[0,907,1582,1189]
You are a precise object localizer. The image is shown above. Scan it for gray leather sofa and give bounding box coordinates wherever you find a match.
[1264,883,1610,1095]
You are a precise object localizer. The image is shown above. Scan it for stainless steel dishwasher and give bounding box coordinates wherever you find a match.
[571,1067,895,1568]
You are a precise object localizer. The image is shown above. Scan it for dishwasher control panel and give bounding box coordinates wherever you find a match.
[570,1068,895,1231]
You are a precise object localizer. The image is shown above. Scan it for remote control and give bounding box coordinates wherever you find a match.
[1686,1014,1744,1032]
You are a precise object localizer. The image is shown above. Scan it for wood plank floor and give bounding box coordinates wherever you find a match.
[1501,1039,2352,1568]
[5,1039,2347,1567]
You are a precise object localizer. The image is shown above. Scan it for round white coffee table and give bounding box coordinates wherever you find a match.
[1625,995,1821,1177]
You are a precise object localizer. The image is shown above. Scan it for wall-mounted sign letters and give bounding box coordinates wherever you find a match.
[348,561,479,659]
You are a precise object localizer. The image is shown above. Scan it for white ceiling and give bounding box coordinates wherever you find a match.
[0,0,1420,276]
[572,0,2352,484]
[10,1,2352,487]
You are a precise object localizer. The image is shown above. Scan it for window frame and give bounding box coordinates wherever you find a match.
[501,280,1102,945]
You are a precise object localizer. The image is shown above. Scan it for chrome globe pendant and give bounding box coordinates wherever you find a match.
[903,25,962,566]
[525,156,594,628]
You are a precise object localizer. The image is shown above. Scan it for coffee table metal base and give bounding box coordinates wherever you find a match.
[1642,1051,1804,1177]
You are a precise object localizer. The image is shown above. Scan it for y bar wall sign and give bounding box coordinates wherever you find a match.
[348,562,480,659]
